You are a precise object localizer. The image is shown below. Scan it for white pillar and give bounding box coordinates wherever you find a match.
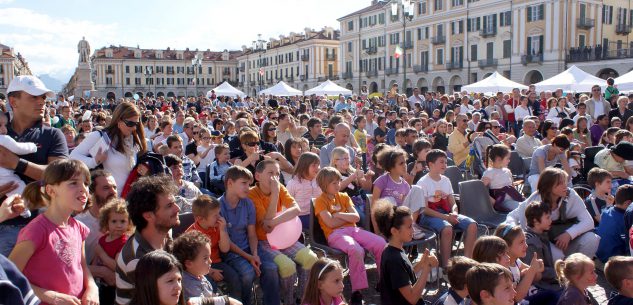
[445,22,451,64]
[519,8,526,55]
[513,9,520,55]
[545,2,552,52]
[570,0,577,48]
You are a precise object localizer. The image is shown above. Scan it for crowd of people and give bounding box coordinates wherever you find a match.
[3,73,633,305]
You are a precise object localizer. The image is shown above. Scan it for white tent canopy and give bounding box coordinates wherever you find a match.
[534,65,606,92]
[461,72,528,93]
[207,81,246,98]
[260,81,302,96]
[615,70,633,91]
[305,80,352,96]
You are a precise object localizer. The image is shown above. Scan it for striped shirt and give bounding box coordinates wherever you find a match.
[115,232,156,305]
[303,131,328,149]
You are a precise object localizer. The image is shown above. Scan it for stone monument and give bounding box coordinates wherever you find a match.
[74,37,96,98]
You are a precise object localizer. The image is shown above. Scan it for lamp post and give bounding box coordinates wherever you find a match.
[144,67,153,98]
[191,53,202,97]
[252,34,267,94]
[391,0,414,96]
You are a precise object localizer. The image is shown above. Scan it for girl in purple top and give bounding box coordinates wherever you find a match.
[372,147,411,207]
[9,159,99,305]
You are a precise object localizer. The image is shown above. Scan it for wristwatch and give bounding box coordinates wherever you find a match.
[14,158,28,175]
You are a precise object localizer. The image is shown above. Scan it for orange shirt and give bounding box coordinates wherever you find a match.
[186,221,222,263]
[248,184,295,241]
[314,192,356,239]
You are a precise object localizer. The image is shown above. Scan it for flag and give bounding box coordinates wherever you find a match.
[259,68,264,76]
[394,45,403,59]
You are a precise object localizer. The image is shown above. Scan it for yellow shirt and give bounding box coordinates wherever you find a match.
[248,184,295,241]
[314,192,356,239]
[448,129,469,166]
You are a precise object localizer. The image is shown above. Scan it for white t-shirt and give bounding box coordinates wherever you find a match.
[482,168,513,189]
[416,174,453,200]
[197,145,216,172]
[74,211,102,263]
[593,99,605,118]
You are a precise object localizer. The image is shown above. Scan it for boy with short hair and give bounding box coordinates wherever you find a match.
[416,149,478,270]
[248,160,318,305]
[605,256,633,305]
[434,256,479,305]
[596,185,633,263]
[585,167,614,225]
[208,144,232,195]
[466,263,516,305]
[219,166,281,305]
[186,195,239,300]
[523,201,559,290]
[172,231,240,305]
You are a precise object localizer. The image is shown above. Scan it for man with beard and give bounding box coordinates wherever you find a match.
[75,170,118,281]
[115,175,180,305]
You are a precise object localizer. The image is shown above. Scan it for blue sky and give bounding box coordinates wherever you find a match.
[0,0,367,83]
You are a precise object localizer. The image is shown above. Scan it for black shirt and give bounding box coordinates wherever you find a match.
[379,245,418,305]
[185,142,198,158]
[608,294,633,305]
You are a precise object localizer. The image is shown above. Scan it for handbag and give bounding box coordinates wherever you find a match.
[547,196,579,242]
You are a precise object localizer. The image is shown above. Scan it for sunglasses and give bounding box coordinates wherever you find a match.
[245,142,259,147]
[268,128,277,131]
[270,117,279,120]
[122,120,139,127]
[192,131,199,135]
[492,126,500,129]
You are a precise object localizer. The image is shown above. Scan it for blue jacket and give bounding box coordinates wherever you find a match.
[596,206,628,263]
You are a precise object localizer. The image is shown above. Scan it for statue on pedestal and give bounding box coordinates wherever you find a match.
[78,36,91,64]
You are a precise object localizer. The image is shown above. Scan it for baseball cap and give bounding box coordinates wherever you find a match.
[7,75,55,98]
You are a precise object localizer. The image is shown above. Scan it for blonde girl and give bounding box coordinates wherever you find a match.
[287,152,322,229]
[555,253,598,305]
[330,147,372,227]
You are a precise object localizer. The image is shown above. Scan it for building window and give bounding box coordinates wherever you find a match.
[434,0,443,11]
[379,13,385,24]
[527,4,544,22]
[468,17,481,32]
[578,35,586,48]
[602,5,613,24]
[348,20,354,31]
[527,35,543,55]
[503,40,511,58]
[617,7,627,25]
[499,11,511,26]
[451,0,463,7]
[418,1,427,15]
[471,45,478,61]
[125,66,130,73]
[437,48,444,65]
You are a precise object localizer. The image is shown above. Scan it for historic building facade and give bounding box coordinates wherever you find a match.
[0,43,32,99]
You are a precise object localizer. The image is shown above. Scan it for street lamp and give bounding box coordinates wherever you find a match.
[391,0,414,95]
[145,66,153,98]
[253,34,267,94]
[191,53,202,97]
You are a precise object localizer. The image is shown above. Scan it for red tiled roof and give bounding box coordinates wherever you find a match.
[93,46,243,61]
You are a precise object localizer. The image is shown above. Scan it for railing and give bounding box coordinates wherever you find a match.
[403,41,413,49]
[301,55,309,61]
[326,54,336,61]
[300,75,306,81]
[238,82,244,87]
[478,58,498,68]
[413,65,428,73]
[249,81,255,86]
[366,46,377,54]
[445,61,463,70]
[330,75,339,80]
[385,68,398,75]
[366,70,378,77]
[317,77,327,82]
[342,72,353,79]
[616,24,633,35]
[222,71,231,76]
[521,54,543,65]
[431,35,446,45]
[106,69,114,74]
[577,17,595,29]
[239,66,245,72]
[479,27,497,37]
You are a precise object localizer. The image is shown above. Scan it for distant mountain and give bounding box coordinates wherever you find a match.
[38,74,64,92]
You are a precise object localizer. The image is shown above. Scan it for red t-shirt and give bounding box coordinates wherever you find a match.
[187,221,222,263]
[98,234,128,259]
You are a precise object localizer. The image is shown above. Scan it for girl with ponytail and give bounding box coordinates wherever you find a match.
[481,144,524,212]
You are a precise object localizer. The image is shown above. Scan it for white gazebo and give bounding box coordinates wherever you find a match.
[207,81,246,98]
[305,80,352,96]
[534,65,607,92]
[615,70,633,91]
[260,81,302,96]
[461,72,528,93]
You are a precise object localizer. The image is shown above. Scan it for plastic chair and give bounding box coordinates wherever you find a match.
[309,199,348,266]
[582,146,603,178]
[508,151,526,180]
[444,166,464,201]
[458,180,507,233]
[172,212,195,238]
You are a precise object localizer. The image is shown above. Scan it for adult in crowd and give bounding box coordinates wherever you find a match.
[303,118,327,150]
[71,101,147,195]
[609,96,633,125]
[515,119,541,158]
[408,87,424,109]
[590,114,610,146]
[507,168,600,260]
[526,135,573,192]
[115,175,180,305]
[447,113,470,169]
[586,84,611,121]
[319,123,356,167]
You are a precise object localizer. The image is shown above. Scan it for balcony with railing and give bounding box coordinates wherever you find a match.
[300,75,306,81]
[222,70,231,76]
[330,75,339,80]
[385,68,398,75]
[301,55,309,61]
[445,61,463,70]
[403,41,413,49]
[366,46,377,54]
[479,27,497,38]
[366,70,378,78]
[521,54,543,65]
[286,76,294,82]
[239,66,245,72]
[431,35,446,45]
[616,23,633,35]
[478,58,498,68]
[238,82,244,87]
[577,17,595,29]
[326,53,336,61]
[317,76,327,82]
[105,68,114,74]
[413,65,428,73]
[342,71,353,79]
[249,81,255,86]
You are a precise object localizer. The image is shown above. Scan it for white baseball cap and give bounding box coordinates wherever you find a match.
[7,75,55,98]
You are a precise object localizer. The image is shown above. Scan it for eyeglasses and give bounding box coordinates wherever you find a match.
[202,137,211,140]
[484,125,492,129]
[192,131,199,135]
[122,120,139,127]
[592,89,601,92]
[492,126,501,129]
[461,119,468,123]
[270,117,279,120]
[245,142,259,147]
[268,128,277,131]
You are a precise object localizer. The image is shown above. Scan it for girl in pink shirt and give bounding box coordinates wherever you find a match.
[9,159,99,305]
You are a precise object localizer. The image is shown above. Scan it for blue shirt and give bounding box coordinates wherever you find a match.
[219,195,256,251]
[596,206,628,263]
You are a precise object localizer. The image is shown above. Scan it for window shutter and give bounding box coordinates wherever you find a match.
[539,4,544,20]
[539,35,544,53]
[477,17,481,30]
[467,18,472,32]
[483,15,488,29]
[527,6,533,22]
[527,36,532,54]
[493,14,497,28]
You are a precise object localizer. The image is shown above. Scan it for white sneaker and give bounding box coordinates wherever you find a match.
[412,223,426,240]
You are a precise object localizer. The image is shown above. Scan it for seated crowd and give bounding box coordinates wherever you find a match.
[3,75,633,305]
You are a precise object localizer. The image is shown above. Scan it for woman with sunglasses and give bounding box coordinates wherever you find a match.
[261,121,279,148]
[539,120,559,145]
[71,101,147,195]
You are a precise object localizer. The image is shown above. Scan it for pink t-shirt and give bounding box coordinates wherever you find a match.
[18,214,89,304]
[374,173,411,206]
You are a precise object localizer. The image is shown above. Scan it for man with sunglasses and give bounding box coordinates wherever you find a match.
[587,84,611,122]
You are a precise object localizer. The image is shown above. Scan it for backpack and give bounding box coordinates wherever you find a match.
[120,152,171,198]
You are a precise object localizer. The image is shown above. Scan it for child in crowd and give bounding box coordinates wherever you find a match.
[406,139,432,185]
[249,160,318,305]
[417,149,478,270]
[594,141,633,194]
[172,231,240,305]
[287,152,322,230]
[207,144,232,195]
[186,195,240,301]
[604,256,633,305]
[523,201,560,290]
[373,198,438,305]
[165,154,202,213]
[555,253,599,305]
[131,250,186,305]
[481,144,524,213]
[330,147,372,227]
[584,168,614,225]
[353,116,368,157]
[472,236,511,267]
[300,258,347,305]
[93,199,133,304]
[434,256,479,305]
[314,167,386,305]
[0,111,37,196]
[432,119,449,152]
[9,159,99,305]
[567,143,583,183]
[596,185,633,262]
[372,147,411,207]
[465,263,516,305]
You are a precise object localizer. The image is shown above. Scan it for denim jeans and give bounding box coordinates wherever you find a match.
[211,261,241,301]
[0,224,23,257]
[223,245,280,305]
